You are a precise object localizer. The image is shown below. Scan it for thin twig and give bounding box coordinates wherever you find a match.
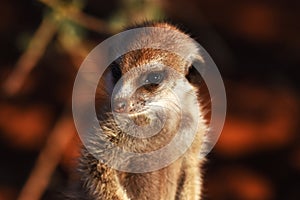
[58,32,90,69]
[39,0,115,34]
[2,16,57,96]
[16,115,75,200]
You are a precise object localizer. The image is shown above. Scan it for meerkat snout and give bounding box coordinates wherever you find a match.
[111,63,166,113]
[113,98,127,113]
[111,64,169,129]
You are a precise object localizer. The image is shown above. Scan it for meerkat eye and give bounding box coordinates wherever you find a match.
[144,71,164,84]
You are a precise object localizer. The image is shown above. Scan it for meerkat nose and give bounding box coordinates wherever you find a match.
[113,98,127,113]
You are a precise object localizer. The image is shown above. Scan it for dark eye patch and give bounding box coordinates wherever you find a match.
[110,61,122,84]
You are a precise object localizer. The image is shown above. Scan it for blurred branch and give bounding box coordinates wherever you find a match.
[16,115,75,200]
[39,0,115,34]
[2,0,116,97]
[58,23,91,68]
[2,16,57,96]
[59,39,89,69]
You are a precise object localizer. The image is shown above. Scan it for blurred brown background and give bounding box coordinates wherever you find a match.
[0,0,299,200]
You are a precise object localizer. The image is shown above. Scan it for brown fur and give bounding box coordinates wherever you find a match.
[78,22,207,200]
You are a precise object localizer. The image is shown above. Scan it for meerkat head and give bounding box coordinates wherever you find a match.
[101,23,205,142]
[73,22,224,173]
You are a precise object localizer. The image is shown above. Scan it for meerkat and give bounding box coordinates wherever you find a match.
[72,22,209,200]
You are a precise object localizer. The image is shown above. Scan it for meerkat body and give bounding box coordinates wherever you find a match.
[75,22,208,200]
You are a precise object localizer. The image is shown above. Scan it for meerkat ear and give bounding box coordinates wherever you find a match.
[183,43,205,73]
[185,53,205,85]
[191,53,205,65]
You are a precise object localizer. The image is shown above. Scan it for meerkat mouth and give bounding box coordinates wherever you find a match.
[131,114,150,126]
[127,109,151,126]
[112,108,150,125]
[127,109,148,117]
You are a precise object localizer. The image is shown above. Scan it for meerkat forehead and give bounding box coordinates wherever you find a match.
[118,49,188,74]
[113,22,204,75]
